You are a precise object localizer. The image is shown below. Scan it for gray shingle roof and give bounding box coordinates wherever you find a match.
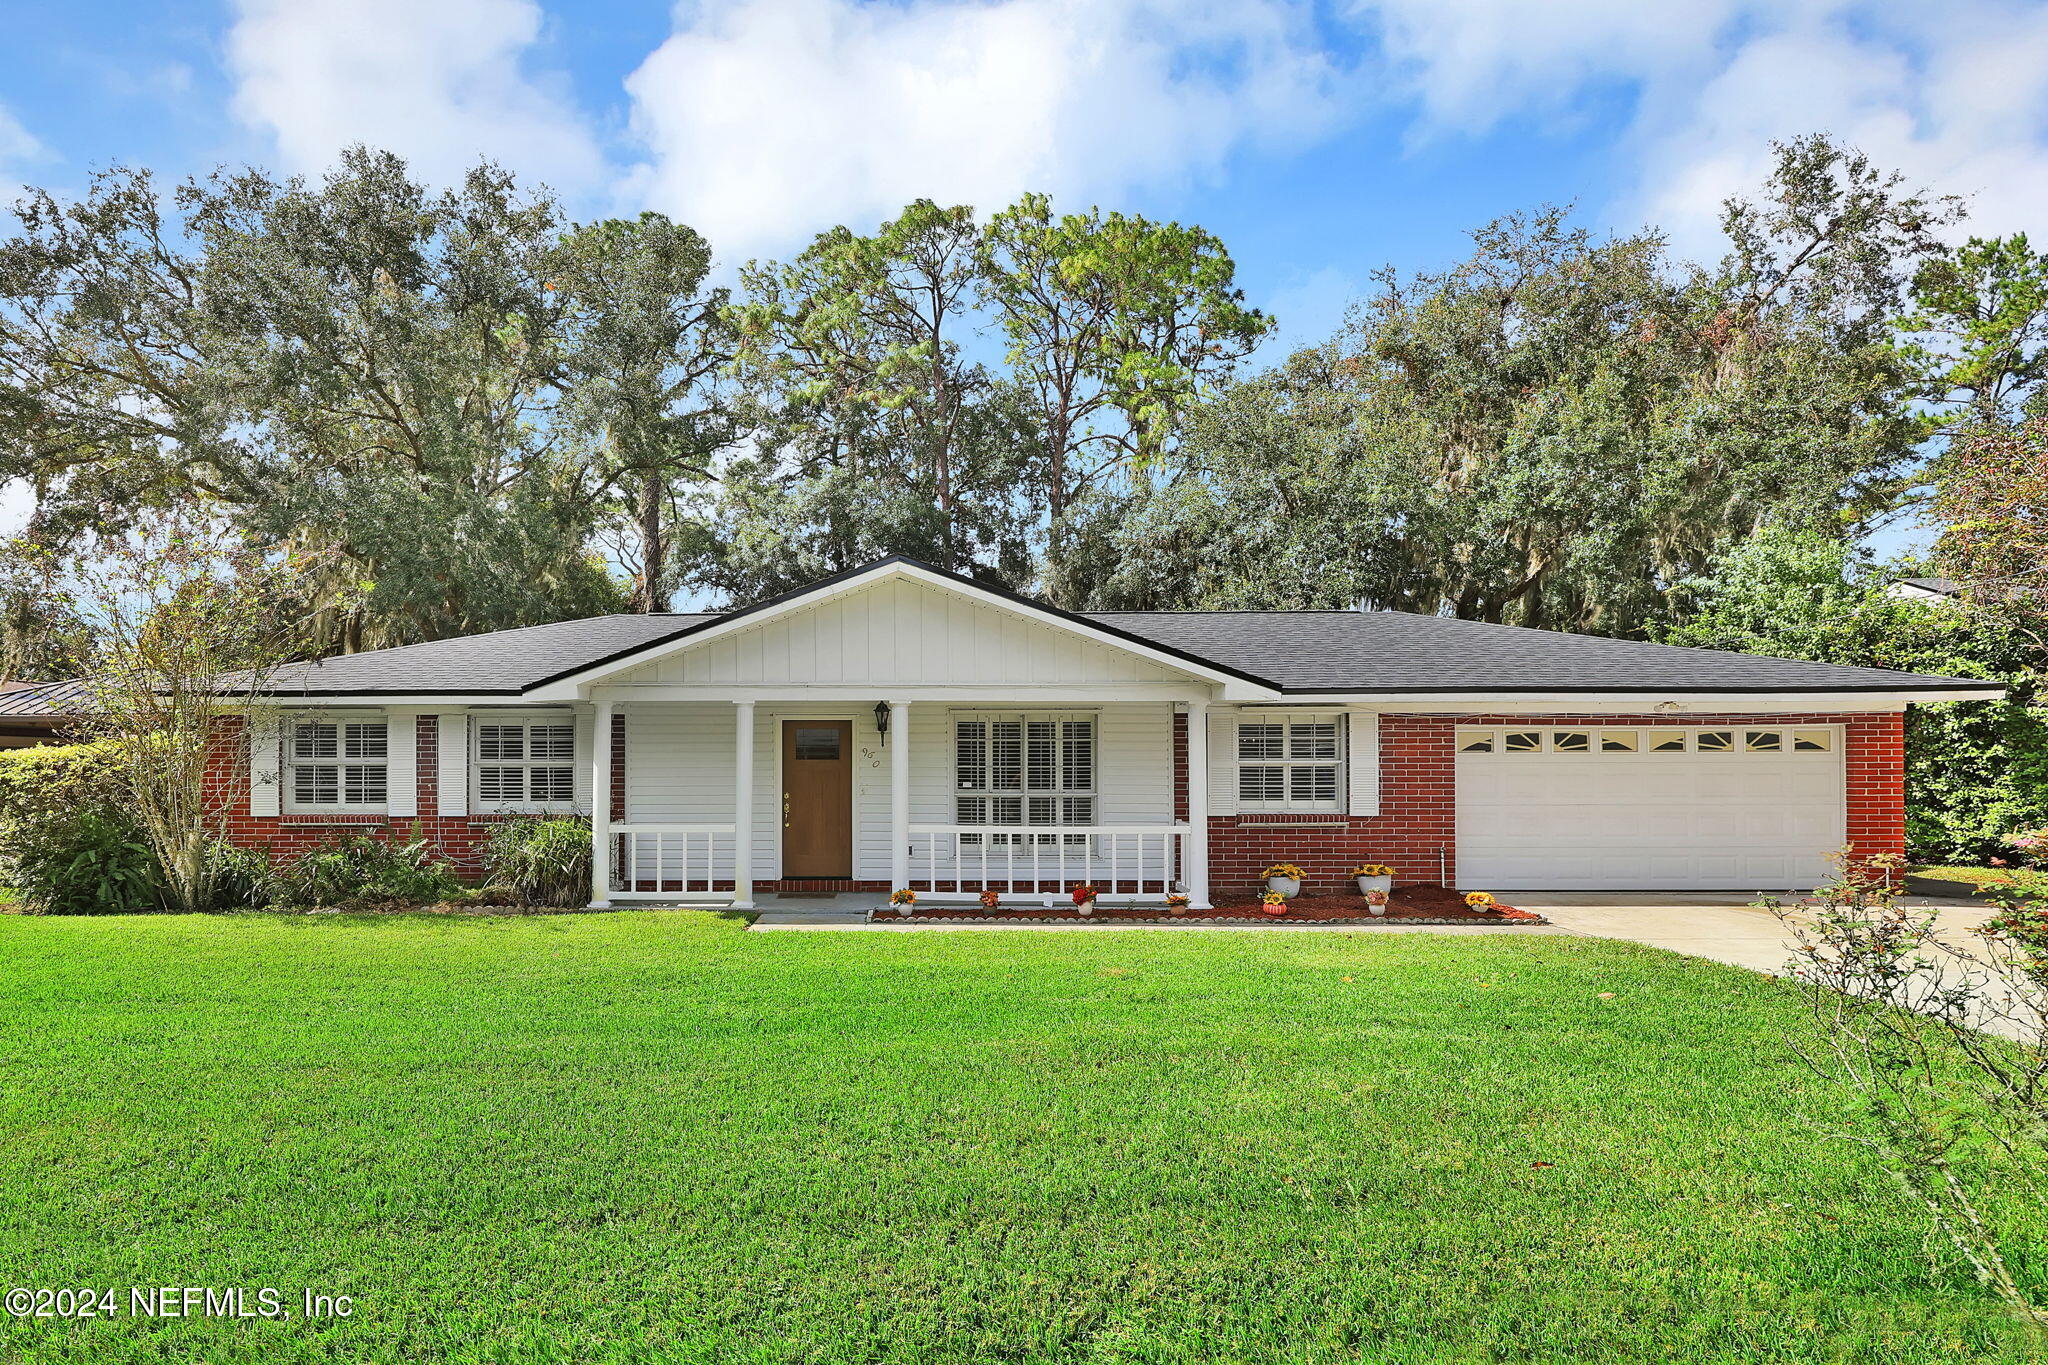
[1086,611,1989,693]
[265,613,716,696]
[251,587,1993,698]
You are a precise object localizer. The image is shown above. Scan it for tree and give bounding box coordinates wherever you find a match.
[1934,414,2048,629]
[0,533,88,683]
[1658,526,2047,861]
[550,214,735,613]
[979,195,1269,599]
[0,148,633,653]
[1073,137,1956,630]
[1899,235,2048,424]
[72,517,326,913]
[707,201,1037,601]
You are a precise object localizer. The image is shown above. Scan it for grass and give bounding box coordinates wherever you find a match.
[0,912,2041,1364]
[1911,865,2047,892]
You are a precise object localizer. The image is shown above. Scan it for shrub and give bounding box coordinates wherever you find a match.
[268,831,464,910]
[0,743,166,914]
[482,818,591,908]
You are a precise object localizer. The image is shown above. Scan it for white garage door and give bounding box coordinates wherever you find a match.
[1455,724,1845,891]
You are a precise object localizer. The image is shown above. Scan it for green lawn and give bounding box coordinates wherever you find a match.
[0,913,2040,1364]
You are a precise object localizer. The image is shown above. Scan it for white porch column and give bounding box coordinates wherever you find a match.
[589,698,613,909]
[1184,699,1212,908]
[889,700,911,894]
[732,700,756,910]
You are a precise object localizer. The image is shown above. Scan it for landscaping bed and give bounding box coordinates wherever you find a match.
[881,884,1545,925]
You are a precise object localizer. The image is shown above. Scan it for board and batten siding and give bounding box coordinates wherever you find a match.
[621,701,1177,880]
[612,577,1195,688]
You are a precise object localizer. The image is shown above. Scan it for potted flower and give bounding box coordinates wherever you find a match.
[1365,888,1390,916]
[978,888,1001,915]
[1164,891,1192,916]
[1260,889,1289,916]
[1071,883,1098,917]
[1463,891,1497,913]
[1351,864,1395,896]
[889,887,917,917]
[1262,863,1306,898]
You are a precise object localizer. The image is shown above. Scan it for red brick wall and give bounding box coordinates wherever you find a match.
[211,714,533,875]
[1199,715,1457,895]
[1191,710,1906,897]
[212,706,1908,895]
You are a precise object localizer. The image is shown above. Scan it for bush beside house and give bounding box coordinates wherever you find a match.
[0,743,163,913]
[0,744,584,914]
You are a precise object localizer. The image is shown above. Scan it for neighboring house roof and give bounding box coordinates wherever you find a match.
[253,555,2001,701]
[1890,576,1963,598]
[0,677,94,717]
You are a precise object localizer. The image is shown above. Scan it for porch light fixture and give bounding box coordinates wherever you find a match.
[874,701,891,738]
[1655,700,1682,714]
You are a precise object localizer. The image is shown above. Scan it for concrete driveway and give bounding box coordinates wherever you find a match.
[1503,890,1997,975]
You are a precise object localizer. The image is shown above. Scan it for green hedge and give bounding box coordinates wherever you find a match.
[0,743,165,914]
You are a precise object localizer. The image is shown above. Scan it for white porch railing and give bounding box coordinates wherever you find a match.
[907,823,1187,901]
[609,823,736,901]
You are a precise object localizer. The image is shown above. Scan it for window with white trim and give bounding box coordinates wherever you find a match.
[1236,713,1344,812]
[954,713,1095,847]
[286,716,388,811]
[472,717,577,810]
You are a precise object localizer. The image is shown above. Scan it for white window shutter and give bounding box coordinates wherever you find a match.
[1347,711,1379,816]
[437,714,469,816]
[386,711,418,817]
[1207,709,1238,817]
[248,716,282,817]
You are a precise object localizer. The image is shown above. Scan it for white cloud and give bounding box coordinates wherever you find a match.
[621,0,1342,260]
[1358,0,1741,136]
[225,0,602,192]
[0,102,49,190]
[0,104,46,168]
[1353,0,2048,262]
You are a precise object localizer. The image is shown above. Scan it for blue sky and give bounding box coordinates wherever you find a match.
[8,0,2048,555]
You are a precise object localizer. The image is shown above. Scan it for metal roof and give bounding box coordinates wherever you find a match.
[0,678,95,717]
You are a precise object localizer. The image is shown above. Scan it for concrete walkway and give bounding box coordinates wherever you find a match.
[1501,890,1996,975]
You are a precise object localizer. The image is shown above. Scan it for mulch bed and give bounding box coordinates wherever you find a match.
[880,884,1546,926]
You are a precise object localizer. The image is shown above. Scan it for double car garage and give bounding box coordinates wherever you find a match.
[1454,723,1847,891]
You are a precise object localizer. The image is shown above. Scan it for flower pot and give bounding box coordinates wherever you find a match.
[1168,905,1188,917]
[1265,876,1301,898]
[1367,902,1389,916]
[1355,874,1392,897]
[1076,899,1096,917]
[1261,900,1288,917]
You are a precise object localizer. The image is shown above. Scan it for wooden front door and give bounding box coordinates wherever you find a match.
[781,720,853,878]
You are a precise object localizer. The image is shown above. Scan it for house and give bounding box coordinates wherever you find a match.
[1887,576,1964,604]
[0,678,90,749]
[212,556,2004,906]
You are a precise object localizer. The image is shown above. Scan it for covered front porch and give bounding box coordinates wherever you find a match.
[586,695,1215,911]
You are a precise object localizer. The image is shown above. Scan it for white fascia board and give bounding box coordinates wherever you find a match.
[581,682,1214,704]
[524,561,1274,701]
[223,698,570,711]
[1241,689,2004,711]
